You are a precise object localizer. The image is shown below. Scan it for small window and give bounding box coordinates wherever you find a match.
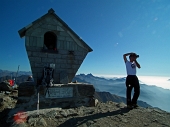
[44,32,57,50]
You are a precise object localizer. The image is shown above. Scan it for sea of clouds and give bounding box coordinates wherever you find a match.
[94,74,170,90]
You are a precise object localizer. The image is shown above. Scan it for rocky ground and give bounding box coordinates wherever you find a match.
[0,91,18,127]
[0,91,170,127]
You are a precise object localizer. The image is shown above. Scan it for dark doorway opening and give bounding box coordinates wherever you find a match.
[44,32,57,50]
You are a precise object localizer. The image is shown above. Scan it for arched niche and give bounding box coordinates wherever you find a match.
[44,31,57,50]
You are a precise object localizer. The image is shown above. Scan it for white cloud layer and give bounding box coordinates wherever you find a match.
[94,74,170,90]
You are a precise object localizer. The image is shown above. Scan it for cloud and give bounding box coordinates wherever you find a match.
[138,76,170,90]
[118,32,123,37]
[154,17,158,21]
[93,74,170,90]
[114,43,119,47]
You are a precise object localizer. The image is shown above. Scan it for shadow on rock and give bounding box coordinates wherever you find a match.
[58,107,130,127]
[0,108,12,127]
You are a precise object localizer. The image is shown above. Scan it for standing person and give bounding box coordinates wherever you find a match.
[123,52,141,109]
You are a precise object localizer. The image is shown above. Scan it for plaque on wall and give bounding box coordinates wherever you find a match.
[45,87,73,98]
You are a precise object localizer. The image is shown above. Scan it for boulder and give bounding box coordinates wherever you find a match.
[18,82,35,97]
[0,81,13,91]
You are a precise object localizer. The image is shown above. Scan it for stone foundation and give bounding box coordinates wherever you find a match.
[18,82,95,110]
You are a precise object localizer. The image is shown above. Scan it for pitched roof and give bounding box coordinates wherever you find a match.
[18,8,93,52]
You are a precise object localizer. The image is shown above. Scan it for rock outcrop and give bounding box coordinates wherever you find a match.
[0,81,13,91]
[9,101,170,127]
[1,90,170,127]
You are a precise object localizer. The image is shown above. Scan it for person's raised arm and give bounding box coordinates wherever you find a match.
[123,53,132,63]
[134,60,141,68]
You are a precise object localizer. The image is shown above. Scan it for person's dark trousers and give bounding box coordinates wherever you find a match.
[126,75,140,105]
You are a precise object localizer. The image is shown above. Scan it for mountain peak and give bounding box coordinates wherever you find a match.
[87,73,94,77]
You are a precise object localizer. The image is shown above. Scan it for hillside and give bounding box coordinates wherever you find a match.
[95,92,152,108]
[11,102,170,127]
[73,74,170,112]
[0,91,170,127]
[0,70,169,111]
[0,75,151,108]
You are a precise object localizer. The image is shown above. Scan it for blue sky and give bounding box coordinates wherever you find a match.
[0,0,170,77]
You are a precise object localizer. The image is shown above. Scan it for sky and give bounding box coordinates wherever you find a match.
[0,0,170,79]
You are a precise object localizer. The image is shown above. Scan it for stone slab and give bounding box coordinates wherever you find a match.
[45,87,73,98]
[17,82,95,109]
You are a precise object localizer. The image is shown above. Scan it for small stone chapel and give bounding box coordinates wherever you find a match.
[17,8,95,109]
[18,8,93,85]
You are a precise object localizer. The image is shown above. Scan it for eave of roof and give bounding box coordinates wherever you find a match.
[18,8,93,52]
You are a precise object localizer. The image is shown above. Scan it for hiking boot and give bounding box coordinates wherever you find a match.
[132,104,139,108]
[127,105,133,109]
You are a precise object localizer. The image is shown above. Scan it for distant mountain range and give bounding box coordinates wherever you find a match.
[0,69,31,78]
[73,74,170,112]
[0,75,30,84]
[94,92,152,108]
[0,69,31,84]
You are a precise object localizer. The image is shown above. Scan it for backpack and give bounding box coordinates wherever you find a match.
[41,67,54,87]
